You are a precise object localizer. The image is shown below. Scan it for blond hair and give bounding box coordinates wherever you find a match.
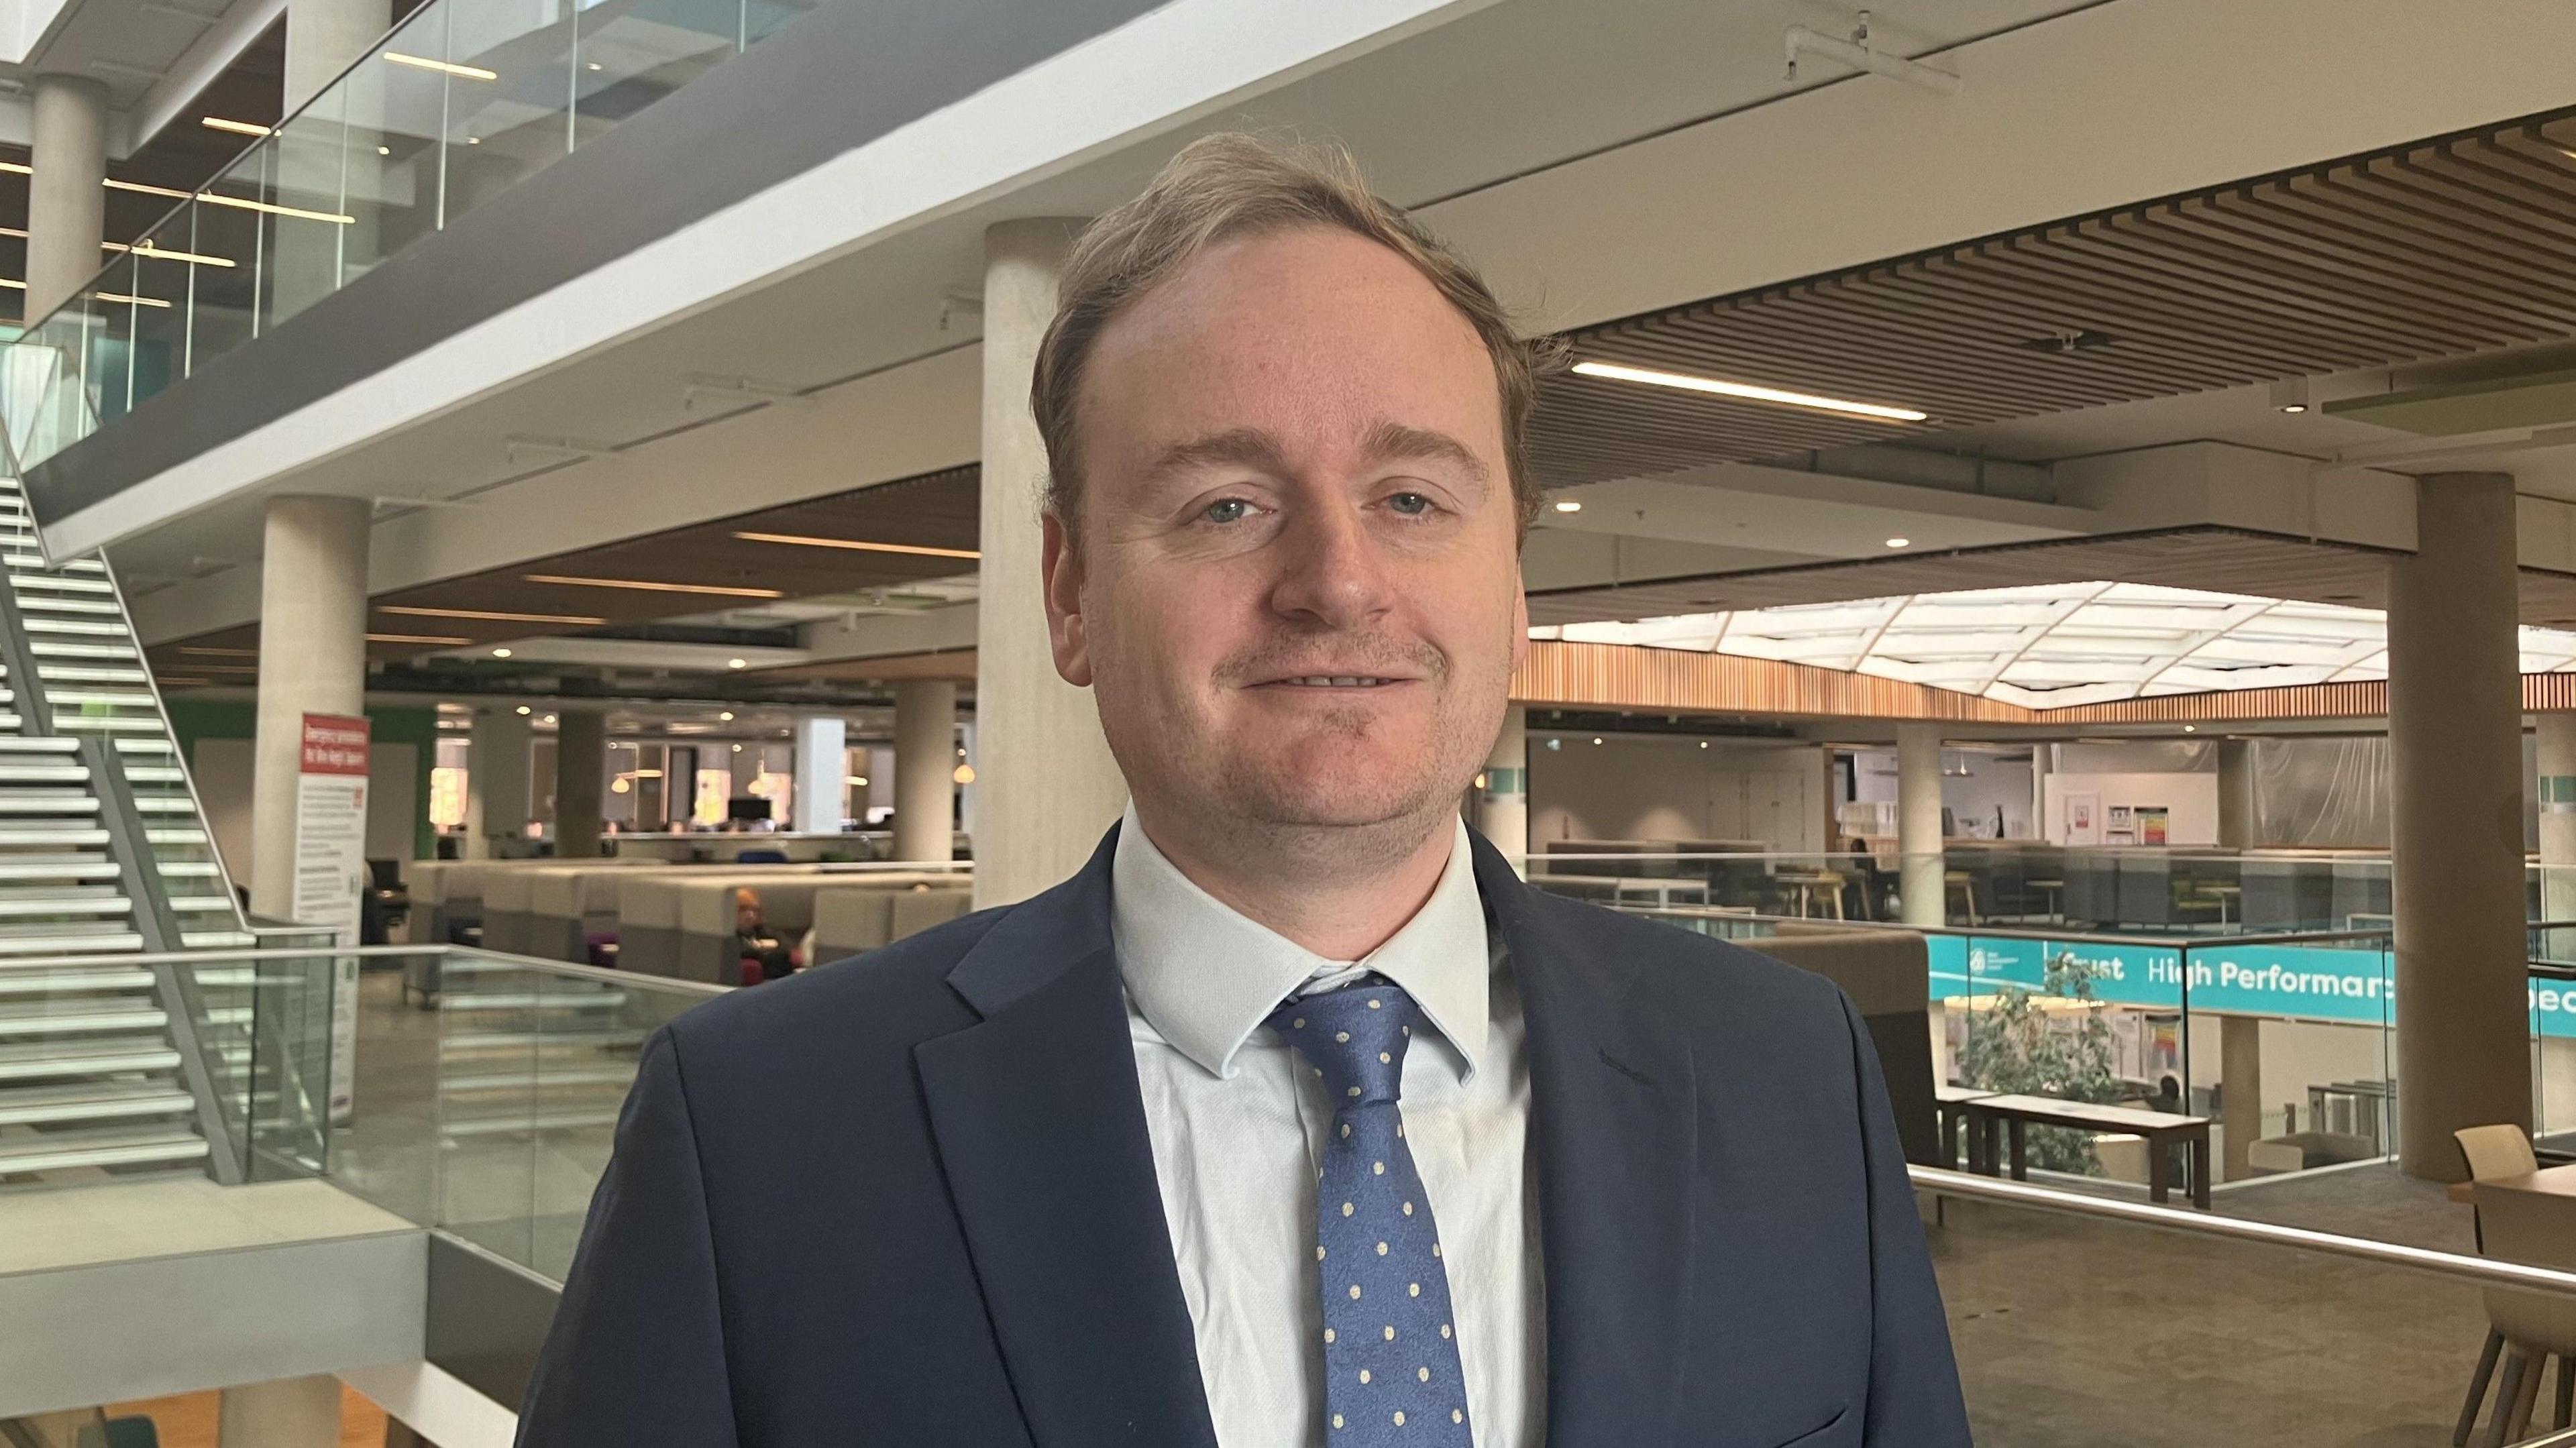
[1031,133,1552,542]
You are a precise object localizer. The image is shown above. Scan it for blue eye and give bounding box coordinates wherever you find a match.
[1387,492,1434,516]
[1203,498,1252,524]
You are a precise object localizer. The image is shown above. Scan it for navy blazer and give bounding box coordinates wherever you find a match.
[517,826,1971,1447]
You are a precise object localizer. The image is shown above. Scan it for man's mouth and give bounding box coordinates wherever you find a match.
[1267,675,1409,688]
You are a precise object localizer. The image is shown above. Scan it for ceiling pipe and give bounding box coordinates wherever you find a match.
[1784,12,1962,96]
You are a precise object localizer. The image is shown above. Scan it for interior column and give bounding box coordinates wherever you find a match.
[892,680,957,862]
[1897,724,1944,928]
[2216,736,2257,848]
[554,708,606,857]
[2539,715,2576,922]
[468,706,532,859]
[1474,704,1529,873]
[2388,471,2530,1180]
[249,497,369,917]
[25,74,105,323]
[971,218,1126,907]
[790,715,849,834]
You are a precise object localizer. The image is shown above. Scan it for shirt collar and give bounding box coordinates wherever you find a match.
[1112,805,1492,1084]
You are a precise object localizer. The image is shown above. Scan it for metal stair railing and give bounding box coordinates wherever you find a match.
[82,734,244,1183]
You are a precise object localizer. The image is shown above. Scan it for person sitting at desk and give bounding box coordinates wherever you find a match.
[732,887,796,983]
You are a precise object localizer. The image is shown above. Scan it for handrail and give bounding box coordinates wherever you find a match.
[0,941,727,997]
[1916,1166,2576,1296]
[1608,904,2394,951]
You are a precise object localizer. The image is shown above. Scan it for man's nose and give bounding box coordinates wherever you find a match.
[1268,502,1395,629]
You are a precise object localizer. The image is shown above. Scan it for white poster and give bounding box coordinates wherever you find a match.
[292,714,369,1122]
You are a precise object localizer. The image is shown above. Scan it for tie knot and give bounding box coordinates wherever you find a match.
[1266,982,1422,1109]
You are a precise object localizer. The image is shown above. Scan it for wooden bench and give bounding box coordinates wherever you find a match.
[1961,1093,2214,1209]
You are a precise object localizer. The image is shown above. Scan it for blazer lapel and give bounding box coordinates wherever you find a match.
[1472,833,1698,1448]
[916,827,1218,1448]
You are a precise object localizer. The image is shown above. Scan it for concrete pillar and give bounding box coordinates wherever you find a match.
[2216,736,2258,849]
[2220,1014,2262,1182]
[2388,472,2531,1180]
[972,217,1126,907]
[2539,715,2576,922]
[219,1374,341,1447]
[892,681,957,861]
[1897,724,1945,928]
[250,496,370,918]
[25,74,107,323]
[1474,705,1529,874]
[553,708,606,857]
[792,714,848,834]
[468,706,532,858]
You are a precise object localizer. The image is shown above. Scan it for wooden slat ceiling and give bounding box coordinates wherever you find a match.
[1529,525,2576,630]
[1528,109,2576,487]
[146,464,981,679]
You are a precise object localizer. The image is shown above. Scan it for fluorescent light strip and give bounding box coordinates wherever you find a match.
[93,291,172,309]
[380,605,610,626]
[382,51,498,80]
[1570,359,1929,423]
[522,573,785,600]
[0,227,231,267]
[365,632,473,645]
[0,161,354,225]
[731,531,981,561]
[201,117,272,136]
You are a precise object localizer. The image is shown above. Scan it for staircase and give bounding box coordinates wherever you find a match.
[0,478,262,1188]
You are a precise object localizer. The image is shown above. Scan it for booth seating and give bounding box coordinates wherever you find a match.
[652,871,963,984]
[615,869,811,980]
[481,869,546,956]
[810,879,975,964]
[527,863,680,963]
[1745,924,1941,1168]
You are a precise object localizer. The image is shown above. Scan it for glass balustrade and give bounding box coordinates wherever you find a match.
[0,0,813,476]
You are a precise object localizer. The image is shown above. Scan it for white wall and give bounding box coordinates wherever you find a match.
[2039,740,2220,846]
[197,736,420,885]
[1849,747,2033,839]
[1528,735,1829,852]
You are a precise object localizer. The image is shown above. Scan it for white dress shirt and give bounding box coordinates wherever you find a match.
[1113,807,1545,1448]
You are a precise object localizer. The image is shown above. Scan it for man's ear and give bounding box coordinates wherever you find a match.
[1042,508,1093,686]
[1509,559,1529,672]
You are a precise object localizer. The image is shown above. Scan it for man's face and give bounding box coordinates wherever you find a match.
[1043,226,1527,841]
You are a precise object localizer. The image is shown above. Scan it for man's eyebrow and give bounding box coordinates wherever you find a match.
[1142,428,1291,483]
[1360,420,1491,492]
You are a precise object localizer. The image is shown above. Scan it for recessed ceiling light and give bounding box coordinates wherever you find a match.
[718,711,735,721]
[730,531,980,560]
[847,774,869,787]
[382,605,610,625]
[465,136,481,144]
[382,51,498,80]
[1572,359,1928,423]
[1699,741,1709,748]
[376,145,390,156]
[584,60,603,70]
[727,657,749,669]
[201,117,272,137]
[1884,537,1911,549]
[953,763,976,785]
[2182,724,2196,732]
[515,705,531,716]
[543,714,557,725]
[491,647,513,658]
[1592,736,1604,745]
[523,573,783,599]
[1552,500,1582,514]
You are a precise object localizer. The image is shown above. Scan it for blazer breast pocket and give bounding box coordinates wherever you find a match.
[1765,1404,1856,1448]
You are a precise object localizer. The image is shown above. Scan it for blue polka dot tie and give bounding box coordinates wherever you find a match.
[1266,983,1474,1444]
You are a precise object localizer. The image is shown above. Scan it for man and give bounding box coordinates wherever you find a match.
[519,135,1968,1447]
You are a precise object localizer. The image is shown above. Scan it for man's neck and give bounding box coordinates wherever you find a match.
[1129,803,1457,961]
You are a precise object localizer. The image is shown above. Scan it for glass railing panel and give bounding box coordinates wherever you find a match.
[2182,931,2394,1188]
[89,258,136,426]
[1931,1177,2515,1443]
[338,21,453,286]
[439,1,576,232]
[264,78,358,335]
[526,964,672,1280]
[741,0,815,48]
[575,0,745,148]
[433,951,544,1264]
[128,217,195,388]
[241,944,339,1178]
